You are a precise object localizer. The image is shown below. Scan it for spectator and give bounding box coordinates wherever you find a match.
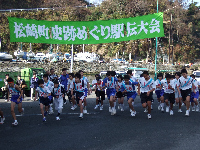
[3,74,9,101]
[49,68,57,82]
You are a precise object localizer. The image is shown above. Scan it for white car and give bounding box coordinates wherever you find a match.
[193,71,200,82]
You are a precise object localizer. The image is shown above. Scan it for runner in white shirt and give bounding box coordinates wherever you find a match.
[127,70,137,82]
[155,73,165,112]
[67,73,76,110]
[174,72,183,112]
[51,80,65,120]
[94,77,105,111]
[190,74,199,112]
[162,74,175,115]
[116,75,125,112]
[92,74,100,106]
[79,70,91,114]
[177,69,194,116]
[71,73,87,118]
[7,77,23,126]
[138,71,156,119]
[35,79,51,122]
[43,74,54,114]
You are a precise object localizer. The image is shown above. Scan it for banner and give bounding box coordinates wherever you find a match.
[8,12,164,44]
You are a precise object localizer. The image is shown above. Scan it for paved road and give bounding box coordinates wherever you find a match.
[1,93,200,150]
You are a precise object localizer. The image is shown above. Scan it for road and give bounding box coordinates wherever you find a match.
[0,93,200,150]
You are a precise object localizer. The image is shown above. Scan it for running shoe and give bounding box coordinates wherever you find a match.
[185,110,189,116]
[71,106,75,110]
[196,106,199,112]
[21,108,24,116]
[158,105,161,110]
[109,107,112,112]
[83,109,87,114]
[178,109,182,113]
[144,108,148,113]
[147,114,151,119]
[131,111,136,117]
[12,121,18,126]
[79,113,83,118]
[94,105,98,109]
[44,111,48,116]
[170,110,174,115]
[166,106,169,113]
[192,106,195,112]
[0,117,5,124]
[43,117,46,122]
[161,107,164,112]
[56,116,60,120]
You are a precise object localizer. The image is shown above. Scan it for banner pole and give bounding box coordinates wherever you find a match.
[70,44,73,73]
[155,0,158,80]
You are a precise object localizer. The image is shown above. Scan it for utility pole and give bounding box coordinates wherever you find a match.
[168,13,172,64]
[171,14,174,65]
[155,0,158,80]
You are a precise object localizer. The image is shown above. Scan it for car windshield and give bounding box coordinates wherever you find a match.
[194,72,200,77]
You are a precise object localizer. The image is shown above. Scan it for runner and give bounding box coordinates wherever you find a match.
[162,74,175,115]
[67,73,77,110]
[34,79,51,122]
[94,77,105,111]
[155,73,164,112]
[173,72,183,112]
[138,71,156,119]
[7,77,24,125]
[79,70,91,114]
[103,71,118,115]
[71,73,87,118]
[43,74,54,114]
[121,75,138,116]
[177,69,194,116]
[116,75,125,111]
[59,68,69,104]
[51,80,65,120]
[190,74,199,112]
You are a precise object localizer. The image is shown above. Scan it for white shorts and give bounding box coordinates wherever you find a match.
[54,97,63,111]
[175,90,182,99]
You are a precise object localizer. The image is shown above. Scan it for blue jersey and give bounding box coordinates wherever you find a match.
[59,74,69,90]
[102,77,108,87]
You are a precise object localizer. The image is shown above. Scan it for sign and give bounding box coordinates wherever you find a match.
[8,12,164,44]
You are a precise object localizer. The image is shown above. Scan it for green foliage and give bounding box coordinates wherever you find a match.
[0,0,199,63]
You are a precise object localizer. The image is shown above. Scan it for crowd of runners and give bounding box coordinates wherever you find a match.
[0,68,198,125]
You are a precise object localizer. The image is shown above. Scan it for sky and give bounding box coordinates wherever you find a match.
[194,0,200,5]
[87,0,200,6]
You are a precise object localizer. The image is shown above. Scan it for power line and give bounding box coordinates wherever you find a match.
[0,5,94,12]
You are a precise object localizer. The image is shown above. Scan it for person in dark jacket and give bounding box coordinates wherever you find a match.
[59,68,69,104]
[30,73,39,101]
[3,74,9,101]
[49,68,57,82]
